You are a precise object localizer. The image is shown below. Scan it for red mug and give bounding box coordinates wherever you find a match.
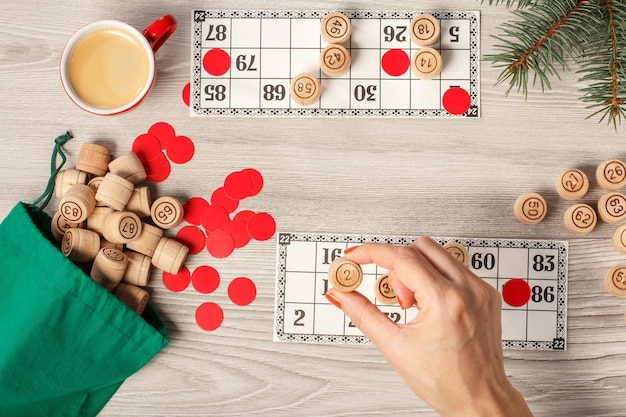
[60,15,177,115]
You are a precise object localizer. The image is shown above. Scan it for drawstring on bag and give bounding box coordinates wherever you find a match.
[30,131,73,210]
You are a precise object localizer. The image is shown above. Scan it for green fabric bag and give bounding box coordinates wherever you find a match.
[0,134,168,416]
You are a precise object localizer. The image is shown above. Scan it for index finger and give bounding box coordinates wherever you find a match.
[345,242,448,300]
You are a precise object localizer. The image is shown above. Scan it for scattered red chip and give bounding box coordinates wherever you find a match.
[183,197,211,225]
[502,278,531,307]
[233,210,255,223]
[132,133,162,162]
[195,302,224,331]
[162,266,191,292]
[247,212,276,241]
[228,277,256,306]
[166,135,195,164]
[241,168,264,196]
[222,219,251,248]
[191,265,220,294]
[148,122,176,150]
[202,204,230,232]
[206,229,235,258]
[182,82,190,107]
[144,153,171,183]
[176,226,206,255]
[224,171,253,200]
[442,87,472,116]
[211,187,239,214]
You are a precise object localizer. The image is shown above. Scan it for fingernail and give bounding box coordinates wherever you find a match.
[325,289,342,309]
[397,295,407,310]
[344,246,359,255]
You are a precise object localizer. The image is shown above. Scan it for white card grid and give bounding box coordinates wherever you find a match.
[274,233,568,351]
[191,10,480,117]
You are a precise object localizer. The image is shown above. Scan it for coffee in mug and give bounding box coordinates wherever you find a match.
[60,15,176,115]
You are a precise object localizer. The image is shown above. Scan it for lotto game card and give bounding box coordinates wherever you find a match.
[274,233,567,350]
[191,10,480,117]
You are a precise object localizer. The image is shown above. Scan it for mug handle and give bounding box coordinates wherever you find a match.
[142,14,177,53]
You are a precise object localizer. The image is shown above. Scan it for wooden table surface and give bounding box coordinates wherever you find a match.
[2,1,626,416]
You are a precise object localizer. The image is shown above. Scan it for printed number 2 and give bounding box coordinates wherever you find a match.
[294,309,305,326]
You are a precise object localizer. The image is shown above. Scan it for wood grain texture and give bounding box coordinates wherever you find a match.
[2,1,626,415]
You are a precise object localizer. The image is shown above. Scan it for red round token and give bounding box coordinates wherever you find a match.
[132,133,162,162]
[241,168,264,196]
[222,219,251,248]
[228,277,256,306]
[206,229,235,258]
[203,48,231,76]
[233,210,255,223]
[442,87,472,116]
[183,197,211,226]
[148,122,176,150]
[195,302,224,331]
[191,265,220,294]
[381,49,410,77]
[162,266,191,292]
[176,226,206,255]
[201,204,230,232]
[247,212,276,241]
[211,187,239,214]
[144,153,171,183]
[166,135,195,164]
[224,171,254,200]
[182,82,190,107]
[502,278,531,307]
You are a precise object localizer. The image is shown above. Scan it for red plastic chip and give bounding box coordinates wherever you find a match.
[211,187,239,214]
[195,302,224,331]
[162,266,191,293]
[247,212,276,241]
[233,210,255,223]
[201,204,230,232]
[191,265,220,294]
[206,229,235,258]
[228,277,256,306]
[132,133,162,162]
[442,87,472,116]
[182,82,190,107]
[502,278,531,307]
[148,122,176,150]
[176,226,206,255]
[224,171,253,200]
[183,197,211,226]
[144,153,171,183]
[241,168,264,196]
[166,135,195,164]
[222,219,251,248]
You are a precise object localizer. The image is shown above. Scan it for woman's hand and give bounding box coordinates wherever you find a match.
[325,237,533,417]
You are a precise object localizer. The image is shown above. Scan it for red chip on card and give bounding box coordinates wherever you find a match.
[144,153,171,183]
[206,229,235,258]
[132,133,162,162]
[162,266,191,292]
[241,168,264,196]
[247,212,276,241]
[148,122,176,150]
[195,302,223,331]
[176,226,206,255]
[183,197,211,226]
[166,135,195,164]
[228,277,256,306]
[224,171,253,200]
[182,82,190,107]
[211,187,239,214]
[191,265,220,294]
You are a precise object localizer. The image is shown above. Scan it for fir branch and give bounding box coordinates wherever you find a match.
[481,0,539,8]
[578,0,626,127]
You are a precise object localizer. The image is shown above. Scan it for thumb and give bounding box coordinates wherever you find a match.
[325,288,399,348]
